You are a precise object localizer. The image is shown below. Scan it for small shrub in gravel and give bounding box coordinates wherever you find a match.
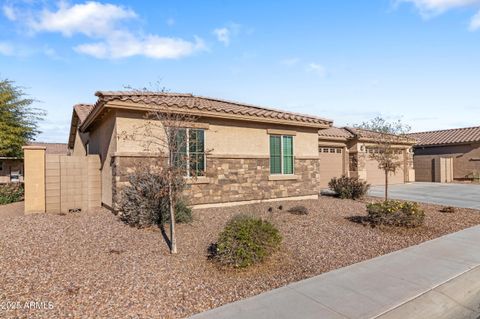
[366,200,425,228]
[328,176,370,200]
[0,183,24,205]
[440,206,456,214]
[118,172,192,228]
[210,214,282,268]
[288,205,309,215]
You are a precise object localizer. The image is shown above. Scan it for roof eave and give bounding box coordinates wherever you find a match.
[81,100,332,131]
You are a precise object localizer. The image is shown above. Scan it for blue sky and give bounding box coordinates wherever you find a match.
[1,0,479,142]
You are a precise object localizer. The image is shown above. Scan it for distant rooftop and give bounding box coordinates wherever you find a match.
[28,142,69,155]
[408,126,480,146]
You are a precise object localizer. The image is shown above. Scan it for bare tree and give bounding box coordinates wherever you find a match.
[121,90,203,254]
[355,117,411,201]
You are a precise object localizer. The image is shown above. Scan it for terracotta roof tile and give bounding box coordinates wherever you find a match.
[408,126,480,146]
[86,91,332,128]
[74,104,94,124]
[318,127,354,140]
[28,142,69,155]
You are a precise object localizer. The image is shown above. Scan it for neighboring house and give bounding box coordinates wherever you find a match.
[68,92,332,209]
[0,157,23,183]
[0,143,68,184]
[318,127,416,187]
[29,142,70,155]
[409,126,480,182]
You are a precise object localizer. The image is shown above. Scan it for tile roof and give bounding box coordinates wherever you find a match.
[408,126,480,146]
[319,126,415,144]
[82,91,332,129]
[318,127,354,140]
[74,104,94,125]
[28,142,69,155]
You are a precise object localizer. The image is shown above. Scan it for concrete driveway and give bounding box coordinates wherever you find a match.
[369,182,480,210]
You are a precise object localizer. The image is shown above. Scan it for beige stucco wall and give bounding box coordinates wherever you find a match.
[23,147,46,213]
[72,130,89,156]
[115,112,319,158]
[87,110,117,207]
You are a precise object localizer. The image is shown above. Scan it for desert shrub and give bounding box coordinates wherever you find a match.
[440,206,456,213]
[288,205,309,215]
[0,183,24,205]
[166,200,193,224]
[118,171,191,228]
[366,200,425,228]
[211,214,282,268]
[328,176,370,200]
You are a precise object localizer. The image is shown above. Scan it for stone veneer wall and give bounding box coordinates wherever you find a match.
[112,156,320,207]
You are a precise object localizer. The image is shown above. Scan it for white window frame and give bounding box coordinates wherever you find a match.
[181,128,206,178]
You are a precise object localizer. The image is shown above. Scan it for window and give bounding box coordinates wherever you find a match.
[0,161,3,171]
[173,128,205,177]
[270,135,294,174]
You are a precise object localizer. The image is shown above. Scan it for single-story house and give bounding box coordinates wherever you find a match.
[1,143,68,184]
[409,126,480,182]
[68,92,332,209]
[318,127,416,187]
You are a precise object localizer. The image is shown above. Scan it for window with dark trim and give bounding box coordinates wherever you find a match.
[173,128,205,177]
[270,135,294,174]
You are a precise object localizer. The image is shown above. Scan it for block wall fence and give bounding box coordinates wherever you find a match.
[23,146,101,213]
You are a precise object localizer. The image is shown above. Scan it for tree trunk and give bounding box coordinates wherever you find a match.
[169,182,177,254]
[384,170,389,201]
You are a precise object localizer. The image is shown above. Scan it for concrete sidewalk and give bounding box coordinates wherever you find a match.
[190,226,480,319]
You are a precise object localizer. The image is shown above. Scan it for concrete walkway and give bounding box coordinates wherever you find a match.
[368,182,480,210]
[190,225,480,319]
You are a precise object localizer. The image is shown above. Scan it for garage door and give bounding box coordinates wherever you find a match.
[319,147,344,188]
[366,159,404,186]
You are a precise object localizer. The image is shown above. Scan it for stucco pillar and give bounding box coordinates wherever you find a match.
[22,146,46,213]
[404,148,415,183]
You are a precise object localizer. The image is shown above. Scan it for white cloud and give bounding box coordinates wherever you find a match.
[29,1,137,37]
[2,5,16,21]
[0,42,14,56]
[166,18,175,26]
[398,0,480,30]
[75,32,206,59]
[398,0,480,16]
[281,57,300,66]
[307,63,328,77]
[469,10,480,29]
[213,23,242,46]
[213,27,230,46]
[7,1,206,59]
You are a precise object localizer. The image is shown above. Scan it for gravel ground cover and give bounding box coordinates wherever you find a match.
[0,201,24,219]
[1,196,479,318]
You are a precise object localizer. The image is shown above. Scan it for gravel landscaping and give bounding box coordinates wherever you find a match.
[1,196,480,318]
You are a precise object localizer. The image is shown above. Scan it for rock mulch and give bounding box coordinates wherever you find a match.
[1,196,479,318]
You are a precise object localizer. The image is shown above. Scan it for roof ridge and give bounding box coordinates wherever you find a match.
[408,125,480,135]
[95,91,193,97]
[195,95,332,122]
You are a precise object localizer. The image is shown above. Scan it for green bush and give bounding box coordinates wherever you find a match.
[0,183,24,205]
[288,205,309,215]
[211,215,282,268]
[366,200,425,228]
[328,176,370,200]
